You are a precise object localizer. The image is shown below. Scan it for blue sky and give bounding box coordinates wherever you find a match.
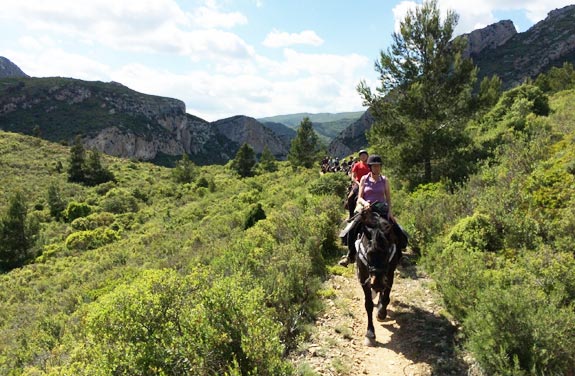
[1,0,573,121]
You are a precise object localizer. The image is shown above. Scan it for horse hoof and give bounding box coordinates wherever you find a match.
[364,336,377,347]
[376,309,387,322]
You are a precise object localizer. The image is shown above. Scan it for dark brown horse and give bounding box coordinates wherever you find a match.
[354,209,402,346]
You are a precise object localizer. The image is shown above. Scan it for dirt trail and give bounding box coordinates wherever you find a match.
[290,252,481,375]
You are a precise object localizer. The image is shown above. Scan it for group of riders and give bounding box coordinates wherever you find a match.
[334,149,407,267]
[320,156,355,174]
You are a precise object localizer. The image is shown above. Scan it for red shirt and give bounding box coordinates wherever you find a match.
[352,161,370,182]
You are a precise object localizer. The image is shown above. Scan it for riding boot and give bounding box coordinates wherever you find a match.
[338,236,357,267]
[338,248,356,267]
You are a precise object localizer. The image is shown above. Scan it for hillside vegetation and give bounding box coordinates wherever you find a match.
[0,132,350,374]
[398,87,575,375]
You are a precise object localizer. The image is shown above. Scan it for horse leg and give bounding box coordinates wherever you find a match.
[376,269,395,322]
[362,283,377,346]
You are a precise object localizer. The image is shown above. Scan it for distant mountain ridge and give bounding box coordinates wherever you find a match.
[0,77,284,165]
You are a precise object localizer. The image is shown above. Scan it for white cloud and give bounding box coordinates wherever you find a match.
[7,47,111,81]
[263,30,324,48]
[188,5,248,29]
[1,0,253,61]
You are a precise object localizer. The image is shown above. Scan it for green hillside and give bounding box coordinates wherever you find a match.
[0,77,178,143]
[0,132,348,374]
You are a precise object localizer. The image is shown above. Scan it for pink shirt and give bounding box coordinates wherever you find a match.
[360,174,387,204]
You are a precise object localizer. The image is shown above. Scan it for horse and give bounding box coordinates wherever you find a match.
[354,209,402,346]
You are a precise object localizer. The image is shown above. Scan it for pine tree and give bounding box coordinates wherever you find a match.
[288,117,319,169]
[68,135,86,183]
[172,153,197,183]
[47,183,67,220]
[0,192,37,271]
[85,149,115,185]
[258,146,277,172]
[358,0,477,188]
[231,143,256,178]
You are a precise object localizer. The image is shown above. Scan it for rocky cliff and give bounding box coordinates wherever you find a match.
[474,4,575,87]
[0,77,256,165]
[0,57,28,78]
[461,20,517,58]
[328,110,374,157]
[212,115,290,158]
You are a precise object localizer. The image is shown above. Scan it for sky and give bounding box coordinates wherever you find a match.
[1,0,574,122]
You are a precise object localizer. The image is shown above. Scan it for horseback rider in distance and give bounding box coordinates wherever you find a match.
[346,149,370,219]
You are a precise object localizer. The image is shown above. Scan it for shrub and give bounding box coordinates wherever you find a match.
[446,212,502,253]
[70,212,115,231]
[65,228,120,251]
[68,270,292,375]
[308,172,349,197]
[244,203,266,230]
[63,201,92,223]
[100,188,138,214]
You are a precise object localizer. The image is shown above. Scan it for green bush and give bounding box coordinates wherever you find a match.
[244,203,266,230]
[66,269,292,375]
[70,212,115,231]
[465,258,575,375]
[65,228,120,251]
[308,172,349,197]
[64,201,92,223]
[446,212,502,253]
[101,188,138,214]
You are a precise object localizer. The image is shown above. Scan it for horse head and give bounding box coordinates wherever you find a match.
[360,211,398,292]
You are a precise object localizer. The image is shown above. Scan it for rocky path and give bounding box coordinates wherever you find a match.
[290,252,481,375]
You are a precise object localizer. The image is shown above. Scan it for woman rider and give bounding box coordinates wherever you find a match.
[339,154,394,267]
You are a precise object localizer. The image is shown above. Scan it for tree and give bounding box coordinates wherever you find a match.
[231,143,256,178]
[172,153,197,184]
[68,135,86,183]
[258,146,278,173]
[0,192,38,271]
[85,149,115,186]
[47,183,67,220]
[288,117,319,169]
[358,0,477,189]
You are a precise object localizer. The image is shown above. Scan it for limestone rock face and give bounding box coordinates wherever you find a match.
[212,115,290,158]
[462,20,517,58]
[84,126,184,160]
[328,110,373,158]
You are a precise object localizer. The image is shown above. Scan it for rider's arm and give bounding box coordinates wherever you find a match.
[357,176,369,208]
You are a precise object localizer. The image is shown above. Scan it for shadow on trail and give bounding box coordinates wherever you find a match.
[382,304,469,375]
[376,253,471,375]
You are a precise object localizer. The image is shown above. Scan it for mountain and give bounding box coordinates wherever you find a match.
[260,121,297,146]
[212,115,290,158]
[258,111,363,143]
[0,77,289,165]
[472,5,575,88]
[328,110,374,157]
[328,5,575,157]
[0,57,28,78]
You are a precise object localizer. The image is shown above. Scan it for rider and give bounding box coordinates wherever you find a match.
[339,154,394,267]
[345,149,370,219]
